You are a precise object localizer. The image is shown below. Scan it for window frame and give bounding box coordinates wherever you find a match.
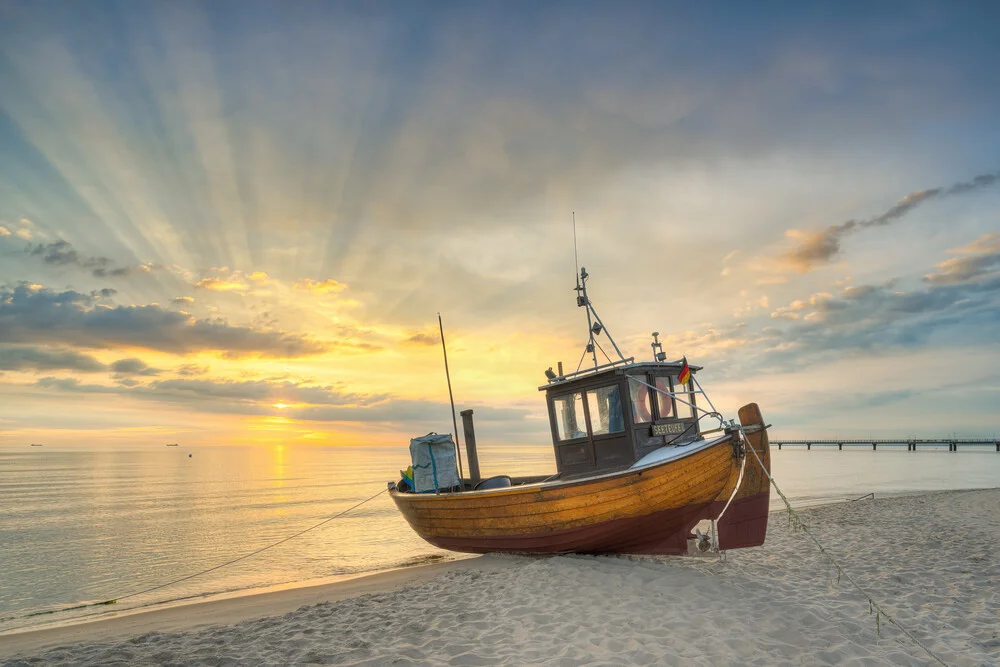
[551,382,627,443]
[552,391,588,443]
[672,376,696,420]
[652,375,676,421]
[585,383,627,438]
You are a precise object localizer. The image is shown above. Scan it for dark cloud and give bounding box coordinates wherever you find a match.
[147,378,384,406]
[109,358,161,376]
[24,374,534,433]
[781,172,1000,272]
[0,283,328,358]
[35,377,117,393]
[671,253,1000,384]
[760,274,1000,363]
[0,345,106,372]
[25,240,158,279]
[290,400,532,427]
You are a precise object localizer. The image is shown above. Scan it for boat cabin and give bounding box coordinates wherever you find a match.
[539,361,701,477]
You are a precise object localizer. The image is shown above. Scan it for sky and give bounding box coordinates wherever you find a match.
[1,1,999,447]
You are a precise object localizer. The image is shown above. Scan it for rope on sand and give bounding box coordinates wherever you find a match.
[737,430,950,667]
[6,488,388,623]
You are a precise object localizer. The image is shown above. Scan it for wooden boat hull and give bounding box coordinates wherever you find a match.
[715,403,772,550]
[390,405,772,555]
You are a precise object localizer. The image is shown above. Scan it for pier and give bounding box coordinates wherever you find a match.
[770,438,1000,452]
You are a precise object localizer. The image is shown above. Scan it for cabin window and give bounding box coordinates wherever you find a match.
[586,385,625,436]
[673,377,695,419]
[553,392,587,441]
[628,377,653,423]
[654,377,675,419]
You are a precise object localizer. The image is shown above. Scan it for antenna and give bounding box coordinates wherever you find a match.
[567,213,628,373]
[572,212,580,289]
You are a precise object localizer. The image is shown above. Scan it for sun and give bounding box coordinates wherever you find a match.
[273,403,289,410]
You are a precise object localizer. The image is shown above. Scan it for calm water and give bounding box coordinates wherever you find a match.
[1,442,998,633]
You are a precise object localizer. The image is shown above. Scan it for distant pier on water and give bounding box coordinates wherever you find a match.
[771,438,1000,452]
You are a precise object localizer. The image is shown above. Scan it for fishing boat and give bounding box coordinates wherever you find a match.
[389,268,771,555]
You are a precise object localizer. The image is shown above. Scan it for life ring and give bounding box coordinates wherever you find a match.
[635,384,652,422]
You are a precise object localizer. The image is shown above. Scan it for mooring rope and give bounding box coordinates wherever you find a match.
[736,428,950,667]
[628,373,948,662]
[713,436,748,530]
[6,487,388,623]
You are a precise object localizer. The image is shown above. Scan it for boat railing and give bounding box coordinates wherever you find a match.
[542,356,635,385]
[627,373,734,434]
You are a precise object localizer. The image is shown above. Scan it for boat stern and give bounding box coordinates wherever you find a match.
[716,402,772,550]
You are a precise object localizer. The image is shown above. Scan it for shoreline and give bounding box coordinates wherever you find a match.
[0,556,513,658]
[1,487,958,634]
[2,487,997,665]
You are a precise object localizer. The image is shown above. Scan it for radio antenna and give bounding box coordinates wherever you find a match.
[572,212,580,289]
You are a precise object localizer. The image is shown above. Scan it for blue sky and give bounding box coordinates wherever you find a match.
[1,1,999,445]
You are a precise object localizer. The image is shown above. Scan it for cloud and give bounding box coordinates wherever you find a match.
[35,377,117,393]
[0,283,328,358]
[195,276,249,291]
[294,278,348,294]
[0,345,106,372]
[192,269,272,293]
[172,296,195,305]
[289,400,532,425]
[658,244,1000,383]
[24,239,158,279]
[401,331,440,346]
[756,273,1000,361]
[148,378,383,406]
[29,375,376,409]
[923,233,1000,285]
[22,372,534,432]
[779,172,1000,273]
[0,226,10,237]
[109,358,161,376]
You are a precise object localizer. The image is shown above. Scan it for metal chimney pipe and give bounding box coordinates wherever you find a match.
[460,409,482,485]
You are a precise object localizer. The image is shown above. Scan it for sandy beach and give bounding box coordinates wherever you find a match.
[1,488,997,666]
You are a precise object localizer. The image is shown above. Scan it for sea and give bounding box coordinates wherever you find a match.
[1,441,998,634]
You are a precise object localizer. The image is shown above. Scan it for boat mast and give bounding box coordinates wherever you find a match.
[571,214,627,372]
[438,313,465,481]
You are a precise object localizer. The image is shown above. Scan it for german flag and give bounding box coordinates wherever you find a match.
[677,357,691,385]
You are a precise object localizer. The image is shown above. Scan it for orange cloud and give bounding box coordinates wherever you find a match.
[923,233,1000,285]
[196,277,249,291]
[294,278,347,294]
